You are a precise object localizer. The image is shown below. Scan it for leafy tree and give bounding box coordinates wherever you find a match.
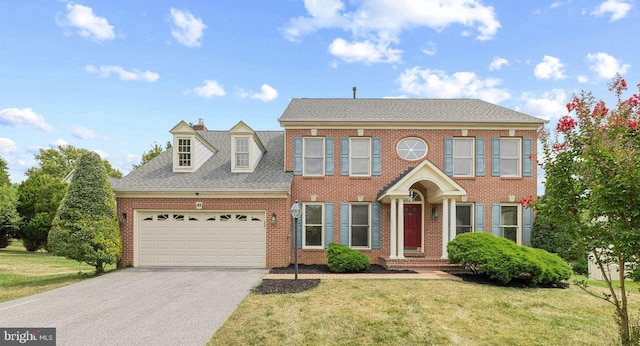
[0,156,10,187]
[17,145,122,251]
[538,75,640,345]
[48,152,121,273]
[132,141,171,170]
[17,172,67,251]
[0,184,21,248]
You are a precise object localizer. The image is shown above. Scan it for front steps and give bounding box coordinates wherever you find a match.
[379,255,468,273]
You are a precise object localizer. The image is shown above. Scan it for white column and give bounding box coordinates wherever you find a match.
[449,198,457,243]
[397,198,405,259]
[390,198,397,259]
[441,198,449,259]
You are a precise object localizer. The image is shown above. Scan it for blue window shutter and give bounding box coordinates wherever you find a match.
[372,138,381,176]
[491,204,501,237]
[340,138,349,176]
[523,207,533,246]
[444,138,453,176]
[324,203,334,248]
[523,138,532,177]
[293,137,302,175]
[475,203,485,232]
[491,138,501,177]
[371,203,381,249]
[340,203,350,245]
[296,211,303,248]
[476,138,485,176]
[325,138,334,176]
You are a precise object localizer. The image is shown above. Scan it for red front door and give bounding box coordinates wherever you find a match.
[404,205,421,248]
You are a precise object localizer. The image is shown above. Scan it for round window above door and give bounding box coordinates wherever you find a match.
[396,138,427,160]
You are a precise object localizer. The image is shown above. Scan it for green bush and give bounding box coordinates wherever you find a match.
[327,243,370,273]
[447,232,571,285]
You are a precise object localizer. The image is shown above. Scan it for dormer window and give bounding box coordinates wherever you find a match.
[178,138,192,167]
[235,137,250,168]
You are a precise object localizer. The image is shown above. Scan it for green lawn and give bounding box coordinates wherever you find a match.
[210,278,636,345]
[0,240,115,302]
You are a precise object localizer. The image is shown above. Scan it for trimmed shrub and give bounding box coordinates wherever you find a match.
[447,232,571,285]
[327,243,370,273]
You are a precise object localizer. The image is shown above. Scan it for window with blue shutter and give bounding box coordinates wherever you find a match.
[475,203,485,231]
[340,203,350,245]
[523,207,532,246]
[325,138,334,176]
[491,204,501,236]
[372,138,381,176]
[293,137,302,175]
[371,203,381,249]
[491,138,500,176]
[523,138,532,177]
[476,138,485,176]
[444,138,453,176]
[324,203,334,248]
[340,138,349,176]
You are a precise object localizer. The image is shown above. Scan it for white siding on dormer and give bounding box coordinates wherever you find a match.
[193,137,214,170]
[250,138,263,171]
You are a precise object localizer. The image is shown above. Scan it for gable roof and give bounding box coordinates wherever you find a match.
[111,130,291,194]
[170,120,218,153]
[279,98,547,125]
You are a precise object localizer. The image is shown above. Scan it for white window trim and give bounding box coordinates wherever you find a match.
[302,203,324,249]
[456,203,474,235]
[303,137,325,177]
[396,137,428,161]
[500,138,521,178]
[349,137,371,177]
[174,135,194,171]
[453,137,475,177]
[350,203,371,249]
[500,203,522,244]
[232,135,252,172]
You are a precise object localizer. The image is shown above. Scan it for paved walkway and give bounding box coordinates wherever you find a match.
[263,270,462,280]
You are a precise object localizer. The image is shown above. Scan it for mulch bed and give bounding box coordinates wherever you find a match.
[252,264,416,294]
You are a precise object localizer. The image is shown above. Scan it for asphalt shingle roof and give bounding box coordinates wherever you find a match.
[111,131,291,192]
[279,98,546,124]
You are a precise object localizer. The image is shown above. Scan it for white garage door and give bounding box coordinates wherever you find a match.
[136,211,266,267]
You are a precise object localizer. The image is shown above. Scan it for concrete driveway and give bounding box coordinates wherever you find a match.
[0,268,267,346]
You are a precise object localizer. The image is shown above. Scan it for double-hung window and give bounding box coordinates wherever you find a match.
[303,204,323,248]
[350,138,371,176]
[178,138,192,167]
[235,137,249,169]
[453,138,474,176]
[456,204,473,235]
[500,139,520,177]
[303,138,324,176]
[500,205,519,242]
[351,204,370,248]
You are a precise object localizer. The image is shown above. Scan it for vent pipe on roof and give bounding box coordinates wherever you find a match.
[353,86,357,99]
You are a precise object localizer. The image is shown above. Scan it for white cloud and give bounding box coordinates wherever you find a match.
[0,108,53,132]
[550,0,572,9]
[283,0,500,64]
[534,56,567,80]
[328,38,402,64]
[85,65,159,82]
[170,8,206,47]
[0,138,18,154]
[251,84,279,102]
[51,138,69,147]
[194,80,226,98]
[577,75,589,83]
[421,42,437,56]
[71,126,105,140]
[518,89,567,121]
[92,149,110,159]
[586,52,630,79]
[591,0,631,21]
[489,57,509,71]
[397,67,511,104]
[235,88,250,99]
[58,4,115,42]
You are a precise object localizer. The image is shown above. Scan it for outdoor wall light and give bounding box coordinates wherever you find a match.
[431,206,439,221]
[119,213,127,223]
[271,212,277,225]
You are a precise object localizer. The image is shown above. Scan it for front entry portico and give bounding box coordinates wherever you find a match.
[378,160,467,259]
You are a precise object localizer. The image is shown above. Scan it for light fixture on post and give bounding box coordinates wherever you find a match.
[119,212,127,223]
[431,206,439,221]
[290,200,302,280]
[271,212,277,225]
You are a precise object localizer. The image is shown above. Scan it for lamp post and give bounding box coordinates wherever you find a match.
[290,200,301,280]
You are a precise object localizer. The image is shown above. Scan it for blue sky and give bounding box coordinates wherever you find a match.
[1,0,637,195]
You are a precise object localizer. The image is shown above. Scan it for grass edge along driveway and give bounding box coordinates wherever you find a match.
[210,278,631,345]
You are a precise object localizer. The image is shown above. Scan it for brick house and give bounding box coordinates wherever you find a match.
[112,98,545,269]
